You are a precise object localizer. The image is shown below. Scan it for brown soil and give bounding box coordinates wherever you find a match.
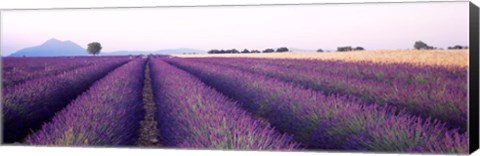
[136,62,161,146]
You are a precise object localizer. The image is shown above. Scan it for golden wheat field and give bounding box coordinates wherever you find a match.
[173,49,469,68]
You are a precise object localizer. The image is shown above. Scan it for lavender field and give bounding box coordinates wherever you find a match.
[1,55,469,154]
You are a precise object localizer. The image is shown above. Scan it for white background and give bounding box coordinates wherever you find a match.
[0,0,478,156]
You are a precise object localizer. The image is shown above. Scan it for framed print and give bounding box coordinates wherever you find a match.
[1,1,479,155]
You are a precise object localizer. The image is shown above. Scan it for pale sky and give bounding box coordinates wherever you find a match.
[0,1,469,55]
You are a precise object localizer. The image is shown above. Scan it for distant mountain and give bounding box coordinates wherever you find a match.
[9,38,88,57]
[102,48,206,56]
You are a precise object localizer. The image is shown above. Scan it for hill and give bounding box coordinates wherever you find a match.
[9,38,88,57]
[8,38,206,57]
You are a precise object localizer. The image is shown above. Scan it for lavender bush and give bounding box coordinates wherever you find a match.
[2,56,129,87]
[2,58,128,143]
[189,57,467,131]
[25,59,146,145]
[166,57,467,154]
[150,57,299,150]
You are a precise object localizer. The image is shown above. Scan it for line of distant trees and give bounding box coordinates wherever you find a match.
[208,47,290,54]
[336,46,365,52]
[414,41,437,50]
[414,41,468,50]
[447,45,469,50]
[205,41,467,55]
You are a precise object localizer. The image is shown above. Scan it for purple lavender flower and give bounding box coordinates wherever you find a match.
[149,57,299,150]
[2,57,130,143]
[25,59,146,146]
[165,57,467,154]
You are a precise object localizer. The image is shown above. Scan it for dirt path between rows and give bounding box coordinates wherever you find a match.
[136,61,160,146]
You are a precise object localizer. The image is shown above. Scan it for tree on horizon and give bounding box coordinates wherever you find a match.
[87,42,102,56]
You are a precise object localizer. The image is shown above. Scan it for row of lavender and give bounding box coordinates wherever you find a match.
[2,57,74,72]
[2,57,130,142]
[149,57,299,150]
[26,59,146,145]
[188,57,467,131]
[2,56,126,87]
[165,57,468,153]
[194,57,466,86]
